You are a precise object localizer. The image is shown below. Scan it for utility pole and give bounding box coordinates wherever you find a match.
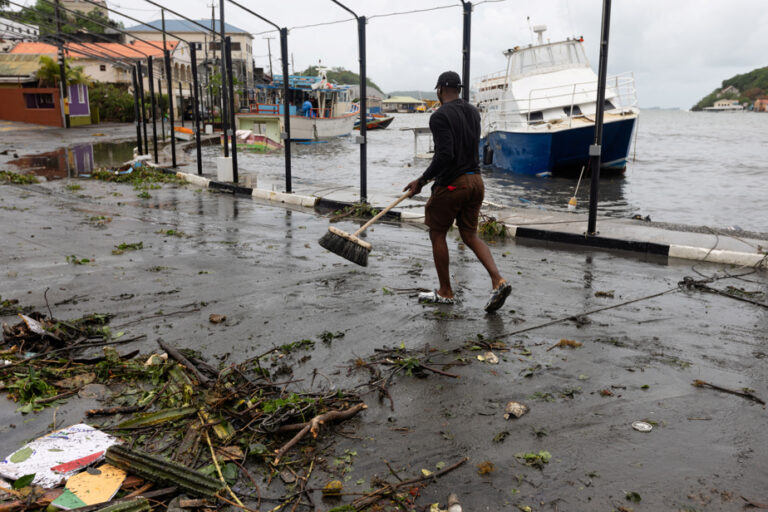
[263,36,274,77]
[54,0,69,128]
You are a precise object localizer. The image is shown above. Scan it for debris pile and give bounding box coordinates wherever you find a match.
[0,310,371,511]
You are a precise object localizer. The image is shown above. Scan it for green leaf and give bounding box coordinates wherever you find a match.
[626,491,642,503]
[13,474,35,489]
[115,407,196,429]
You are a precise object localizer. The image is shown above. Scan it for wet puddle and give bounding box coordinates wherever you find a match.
[9,141,135,180]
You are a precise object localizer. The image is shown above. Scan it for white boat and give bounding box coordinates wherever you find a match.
[239,68,356,141]
[473,25,639,176]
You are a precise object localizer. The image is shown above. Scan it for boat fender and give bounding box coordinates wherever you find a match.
[483,144,493,165]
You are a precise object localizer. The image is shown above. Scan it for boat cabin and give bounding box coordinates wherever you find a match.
[473,25,637,134]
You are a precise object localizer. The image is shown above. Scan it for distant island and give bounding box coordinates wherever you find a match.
[692,66,768,111]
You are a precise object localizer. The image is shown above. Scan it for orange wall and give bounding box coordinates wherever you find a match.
[0,87,63,127]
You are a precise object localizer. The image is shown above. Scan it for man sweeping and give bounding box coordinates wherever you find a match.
[403,71,511,313]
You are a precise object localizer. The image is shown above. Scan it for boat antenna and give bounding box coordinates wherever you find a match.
[532,24,547,45]
[526,16,535,44]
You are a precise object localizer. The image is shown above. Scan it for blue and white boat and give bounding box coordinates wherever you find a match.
[473,25,638,176]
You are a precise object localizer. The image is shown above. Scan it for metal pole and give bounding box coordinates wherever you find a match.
[280,27,291,193]
[263,36,273,76]
[206,63,213,125]
[225,36,238,182]
[587,0,611,236]
[159,78,165,140]
[137,61,148,152]
[147,56,159,163]
[190,44,203,175]
[179,80,184,127]
[358,16,367,202]
[165,49,177,168]
[461,1,472,102]
[219,0,229,158]
[54,0,69,128]
[132,66,143,155]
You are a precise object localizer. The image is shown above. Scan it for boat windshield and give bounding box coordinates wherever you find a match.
[507,40,588,78]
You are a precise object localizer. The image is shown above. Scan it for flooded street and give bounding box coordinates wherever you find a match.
[1,176,766,510]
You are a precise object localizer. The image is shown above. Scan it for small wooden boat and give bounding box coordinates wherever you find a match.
[174,126,194,141]
[354,113,394,130]
[221,130,283,152]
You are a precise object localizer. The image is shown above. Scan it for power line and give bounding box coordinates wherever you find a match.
[248,1,503,37]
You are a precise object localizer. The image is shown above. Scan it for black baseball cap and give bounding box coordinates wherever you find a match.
[435,71,462,89]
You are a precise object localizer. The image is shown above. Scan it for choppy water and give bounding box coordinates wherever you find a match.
[210,109,767,232]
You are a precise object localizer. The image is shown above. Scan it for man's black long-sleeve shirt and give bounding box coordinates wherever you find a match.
[419,98,481,187]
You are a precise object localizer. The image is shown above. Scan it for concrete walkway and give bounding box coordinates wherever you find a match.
[1,176,766,510]
[169,167,768,270]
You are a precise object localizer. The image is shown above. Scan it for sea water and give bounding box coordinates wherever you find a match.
[202,109,768,233]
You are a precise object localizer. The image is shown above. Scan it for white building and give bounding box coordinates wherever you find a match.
[0,18,39,53]
[126,19,253,89]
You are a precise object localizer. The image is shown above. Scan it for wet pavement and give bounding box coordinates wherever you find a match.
[1,176,767,510]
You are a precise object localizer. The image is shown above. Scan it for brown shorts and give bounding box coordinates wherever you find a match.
[424,173,484,233]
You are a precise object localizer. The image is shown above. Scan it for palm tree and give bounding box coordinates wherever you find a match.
[36,55,92,87]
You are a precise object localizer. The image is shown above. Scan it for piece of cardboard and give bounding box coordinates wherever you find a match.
[51,464,127,509]
[0,424,120,488]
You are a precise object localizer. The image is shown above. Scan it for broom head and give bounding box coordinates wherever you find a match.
[318,226,372,266]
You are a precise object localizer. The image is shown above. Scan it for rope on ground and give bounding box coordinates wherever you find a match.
[497,287,680,340]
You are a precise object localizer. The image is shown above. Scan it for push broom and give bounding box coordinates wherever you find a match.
[318,190,412,266]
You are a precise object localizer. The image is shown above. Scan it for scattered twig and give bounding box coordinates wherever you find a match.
[35,388,80,405]
[742,496,768,509]
[159,339,213,388]
[200,414,246,508]
[418,363,459,378]
[43,287,53,318]
[692,379,766,406]
[352,457,468,510]
[274,403,367,463]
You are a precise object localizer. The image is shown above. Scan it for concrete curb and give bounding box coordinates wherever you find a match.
[506,224,767,269]
[162,167,767,270]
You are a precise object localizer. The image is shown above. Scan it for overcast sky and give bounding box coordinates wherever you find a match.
[107,0,768,108]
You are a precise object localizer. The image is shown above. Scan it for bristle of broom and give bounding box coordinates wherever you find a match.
[318,228,371,266]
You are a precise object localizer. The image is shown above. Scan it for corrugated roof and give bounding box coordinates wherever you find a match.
[11,40,178,59]
[0,53,41,78]
[382,96,426,104]
[126,19,250,36]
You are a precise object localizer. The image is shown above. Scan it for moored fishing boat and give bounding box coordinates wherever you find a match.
[238,68,356,141]
[473,25,638,176]
[354,113,394,130]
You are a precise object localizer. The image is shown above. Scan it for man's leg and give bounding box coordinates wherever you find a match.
[429,229,454,299]
[459,229,505,289]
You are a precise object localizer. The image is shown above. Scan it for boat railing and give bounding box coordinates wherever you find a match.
[247,103,281,115]
[482,72,637,133]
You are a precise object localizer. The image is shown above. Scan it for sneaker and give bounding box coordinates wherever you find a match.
[484,281,512,313]
[418,290,456,305]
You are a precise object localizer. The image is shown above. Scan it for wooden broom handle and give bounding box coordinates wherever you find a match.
[352,190,412,237]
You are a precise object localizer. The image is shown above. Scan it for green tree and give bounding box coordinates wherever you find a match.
[5,1,121,36]
[36,55,91,87]
[300,65,381,92]
[89,82,134,122]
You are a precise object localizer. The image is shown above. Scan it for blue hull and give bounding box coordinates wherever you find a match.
[480,116,636,176]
